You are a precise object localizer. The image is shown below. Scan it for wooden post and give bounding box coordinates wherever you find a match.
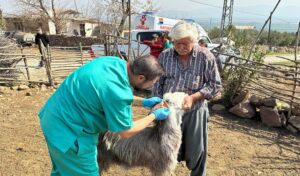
[42,41,54,87]
[288,22,300,119]
[79,42,84,65]
[127,0,132,61]
[48,44,52,63]
[267,12,272,51]
[104,34,108,55]
[247,0,281,60]
[21,46,31,81]
[137,35,140,58]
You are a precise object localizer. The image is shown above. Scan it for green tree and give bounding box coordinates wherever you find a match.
[208,27,220,39]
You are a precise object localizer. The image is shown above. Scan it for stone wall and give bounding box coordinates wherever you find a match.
[227,91,300,134]
[48,35,105,47]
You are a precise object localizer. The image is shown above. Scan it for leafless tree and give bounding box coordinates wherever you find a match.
[99,0,158,35]
[15,0,76,34]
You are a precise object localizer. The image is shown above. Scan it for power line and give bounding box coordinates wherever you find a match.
[73,0,79,12]
[189,0,291,23]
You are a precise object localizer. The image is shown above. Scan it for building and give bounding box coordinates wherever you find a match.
[4,10,112,37]
[48,17,100,37]
[235,25,256,30]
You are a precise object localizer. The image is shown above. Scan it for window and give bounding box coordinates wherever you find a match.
[136,31,168,42]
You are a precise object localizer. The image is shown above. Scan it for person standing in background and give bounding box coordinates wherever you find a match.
[143,34,164,58]
[35,28,49,67]
[162,33,173,49]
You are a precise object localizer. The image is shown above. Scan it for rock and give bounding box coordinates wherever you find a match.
[211,104,226,111]
[25,92,32,96]
[275,100,290,111]
[260,106,282,127]
[249,95,262,107]
[29,84,39,88]
[288,116,300,130]
[40,84,47,91]
[11,86,19,90]
[279,113,287,127]
[286,124,298,134]
[291,106,300,116]
[261,97,277,108]
[232,90,250,105]
[18,85,29,91]
[16,147,24,152]
[229,101,255,118]
[0,86,8,91]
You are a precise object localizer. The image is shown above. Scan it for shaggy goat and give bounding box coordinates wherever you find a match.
[97,92,187,176]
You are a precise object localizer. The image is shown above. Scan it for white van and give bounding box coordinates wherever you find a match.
[90,13,218,60]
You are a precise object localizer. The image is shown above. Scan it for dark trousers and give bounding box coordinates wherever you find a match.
[178,103,209,176]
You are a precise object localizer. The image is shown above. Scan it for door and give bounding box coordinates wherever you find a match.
[79,24,86,37]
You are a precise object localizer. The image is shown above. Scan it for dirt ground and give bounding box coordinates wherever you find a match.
[0,87,300,176]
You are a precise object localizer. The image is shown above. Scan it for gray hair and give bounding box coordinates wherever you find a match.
[169,21,198,43]
[129,55,164,80]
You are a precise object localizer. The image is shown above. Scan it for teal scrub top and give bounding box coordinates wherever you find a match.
[164,41,173,49]
[39,56,133,154]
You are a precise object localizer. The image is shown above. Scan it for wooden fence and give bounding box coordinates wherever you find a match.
[0,43,103,87]
[213,22,300,110]
[0,33,143,87]
[0,30,299,112]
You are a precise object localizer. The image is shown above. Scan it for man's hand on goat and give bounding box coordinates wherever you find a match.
[151,108,170,120]
[182,95,193,110]
[142,97,162,108]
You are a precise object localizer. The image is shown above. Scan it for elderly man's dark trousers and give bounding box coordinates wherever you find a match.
[178,104,209,176]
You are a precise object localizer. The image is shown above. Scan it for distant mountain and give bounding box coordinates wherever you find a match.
[157,5,299,32]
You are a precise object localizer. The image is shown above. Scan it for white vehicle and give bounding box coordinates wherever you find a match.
[90,12,217,60]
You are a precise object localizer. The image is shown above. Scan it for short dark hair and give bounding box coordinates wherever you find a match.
[198,39,208,47]
[129,55,164,80]
[152,34,159,38]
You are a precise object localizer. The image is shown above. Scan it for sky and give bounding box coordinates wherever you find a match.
[152,0,299,19]
[153,0,299,11]
[1,0,299,13]
[152,0,300,32]
[1,0,299,32]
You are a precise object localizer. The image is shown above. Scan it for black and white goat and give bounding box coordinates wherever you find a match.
[97,92,187,176]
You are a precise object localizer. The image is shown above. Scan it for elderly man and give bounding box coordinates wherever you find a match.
[39,55,170,175]
[152,22,222,176]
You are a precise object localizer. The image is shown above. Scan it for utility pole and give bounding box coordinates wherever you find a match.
[220,0,234,44]
[73,0,79,13]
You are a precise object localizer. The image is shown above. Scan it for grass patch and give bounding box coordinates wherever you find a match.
[271,60,295,66]
[266,52,293,56]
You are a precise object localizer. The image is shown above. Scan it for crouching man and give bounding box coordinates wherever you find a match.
[152,22,222,176]
[39,55,169,175]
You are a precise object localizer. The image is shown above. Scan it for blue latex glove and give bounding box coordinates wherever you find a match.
[142,97,163,108]
[151,108,170,120]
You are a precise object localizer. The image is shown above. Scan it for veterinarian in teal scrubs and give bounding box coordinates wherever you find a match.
[39,55,170,176]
